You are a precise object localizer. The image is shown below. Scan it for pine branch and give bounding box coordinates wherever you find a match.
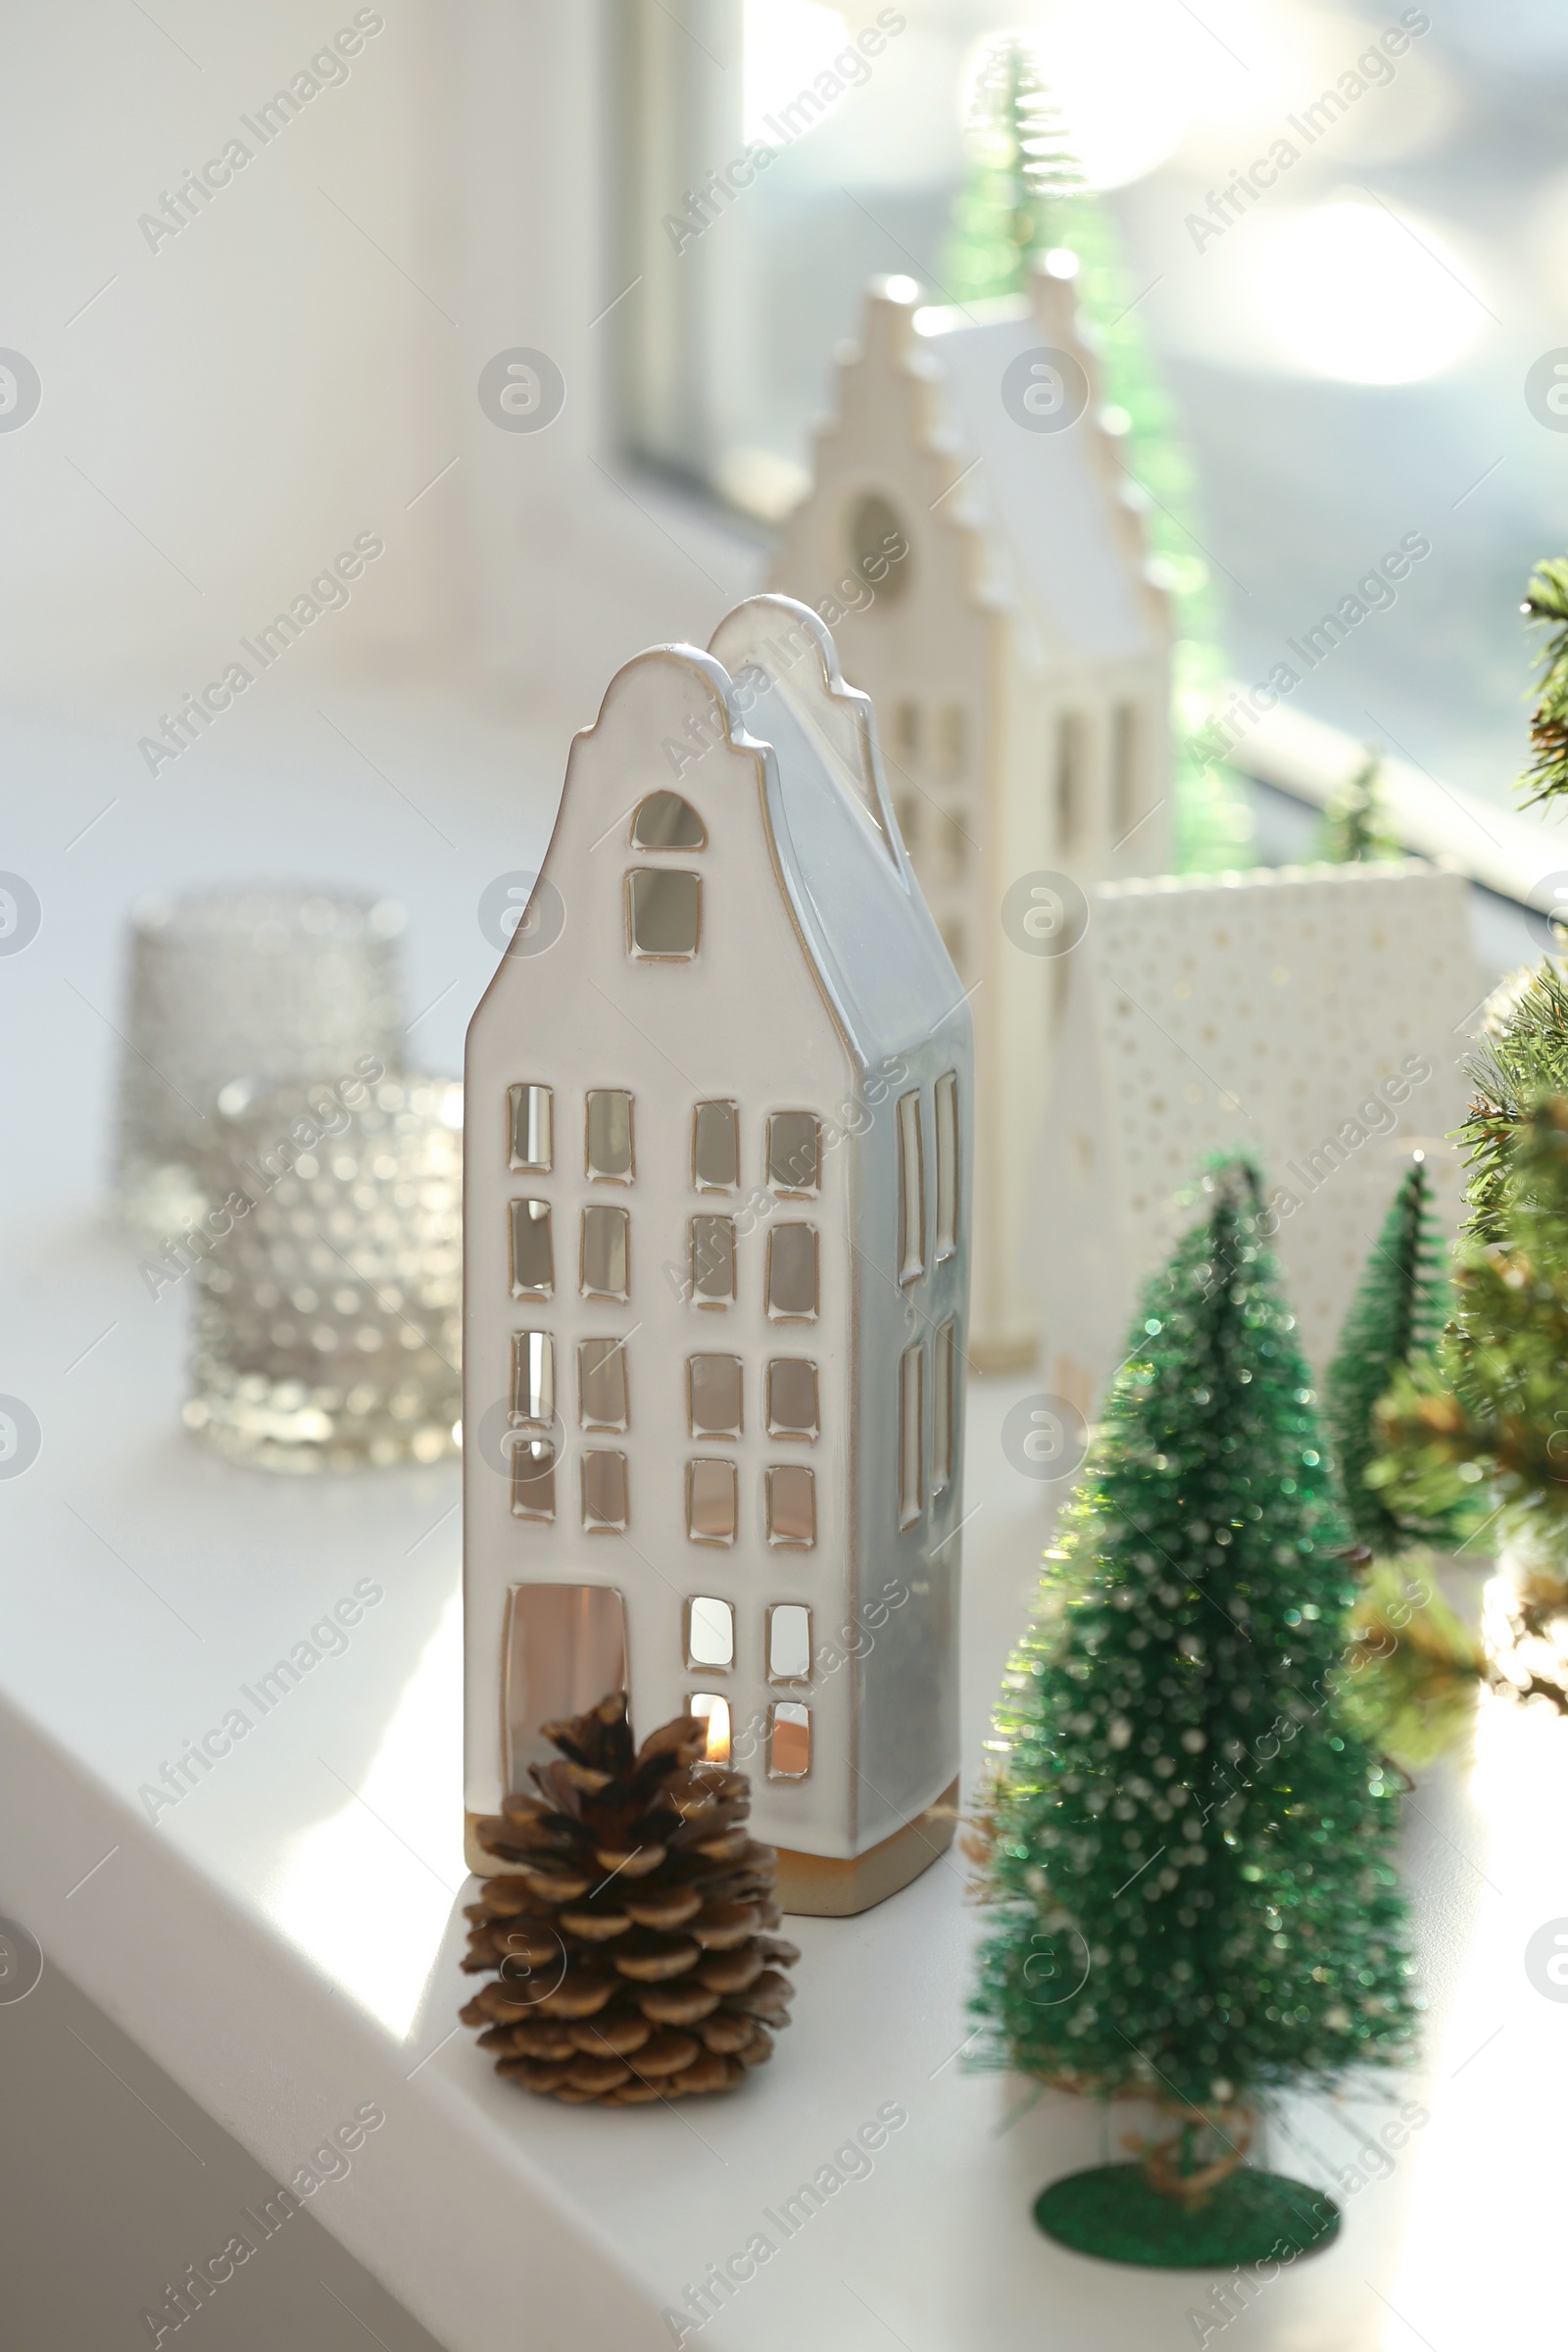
[1521,556,1568,809]
[1459,958,1568,1242]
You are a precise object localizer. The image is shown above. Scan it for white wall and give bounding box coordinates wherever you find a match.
[0,0,760,731]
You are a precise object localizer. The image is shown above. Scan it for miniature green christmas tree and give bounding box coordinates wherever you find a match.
[1315,749,1399,864]
[1325,1158,1466,1553]
[943,39,1080,300]
[1323,1158,1487,1766]
[973,1160,1417,2265]
[942,35,1250,875]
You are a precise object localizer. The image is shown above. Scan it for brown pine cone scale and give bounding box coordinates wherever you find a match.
[461,1693,798,2103]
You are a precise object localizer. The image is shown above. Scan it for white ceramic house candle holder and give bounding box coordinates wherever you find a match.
[770,269,1171,1371]
[463,596,973,1916]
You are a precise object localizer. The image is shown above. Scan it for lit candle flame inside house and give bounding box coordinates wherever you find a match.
[692,1693,731,1763]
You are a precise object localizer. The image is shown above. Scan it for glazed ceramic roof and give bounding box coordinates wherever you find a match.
[915,290,1154,664]
[707,597,968,1073]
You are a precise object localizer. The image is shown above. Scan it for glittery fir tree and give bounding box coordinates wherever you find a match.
[1326,1156,1466,1555]
[972,1160,1418,2265]
[1315,748,1399,865]
[942,35,1251,875]
[1323,1158,1487,1769]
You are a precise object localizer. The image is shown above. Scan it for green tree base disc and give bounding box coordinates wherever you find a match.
[1033,2165,1341,2269]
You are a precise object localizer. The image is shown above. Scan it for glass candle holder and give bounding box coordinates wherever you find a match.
[115,886,406,1238]
[183,1073,462,1472]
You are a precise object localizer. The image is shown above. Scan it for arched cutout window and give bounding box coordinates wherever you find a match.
[847,490,910,603]
[630,792,706,850]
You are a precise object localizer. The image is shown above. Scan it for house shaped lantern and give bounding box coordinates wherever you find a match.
[771,268,1171,1370]
[463,597,973,1916]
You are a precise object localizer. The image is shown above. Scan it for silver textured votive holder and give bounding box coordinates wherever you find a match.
[183,1073,462,1472]
[115,886,406,1238]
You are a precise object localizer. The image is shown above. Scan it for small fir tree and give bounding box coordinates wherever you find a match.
[1325,1158,1470,1553]
[942,35,1250,875]
[973,1162,1416,2255]
[943,40,1080,302]
[1322,1160,1487,1767]
[1315,749,1399,864]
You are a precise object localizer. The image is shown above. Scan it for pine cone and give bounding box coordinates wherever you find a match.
[460,1693,799,2104]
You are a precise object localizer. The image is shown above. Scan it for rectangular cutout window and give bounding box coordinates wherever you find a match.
[688,1354,742,1438]
[512,1330,554,1427]
[894,699,919,761]
[581,1449,629,1532]
[937,701,966,778]
[934,1071,958,1262]
[897,1091,924,1285]
[765,1358,818,1442]
[581,1205,629,1300]
[687,1595,734,1672]
[1055,710,1087,852]
[766,1224,818,1320]
[509,1200,554,1298]
[933,1318,955,1497]
[585,1090,634,1181]
[691,1215,735,1307]
[510,1436,556,1522]
[627,867,701,958]
[693,1101,739,1191]
[939,808,971,879]
[504,1583,626,1789]
[899,1342,923,1529]
[508,1084,552,1172]
[688,1692,731,1762]
[767,1604,812,1684]
[768,1702,810,1780]
[767,1111,819,1194]
[1111,699,1138,840]
[767,1464,815,1547]
[578,1338,629,1431]
[687,1458,738,1544]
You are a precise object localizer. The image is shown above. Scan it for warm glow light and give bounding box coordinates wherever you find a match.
[267,1590,466,2038]
[1254,200,1486,384]
[691,1691,732,1762]
[1376,1674,1568,2340]
[743,0,851,145]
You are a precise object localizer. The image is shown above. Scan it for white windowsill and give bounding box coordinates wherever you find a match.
[2,707,1557,2351]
